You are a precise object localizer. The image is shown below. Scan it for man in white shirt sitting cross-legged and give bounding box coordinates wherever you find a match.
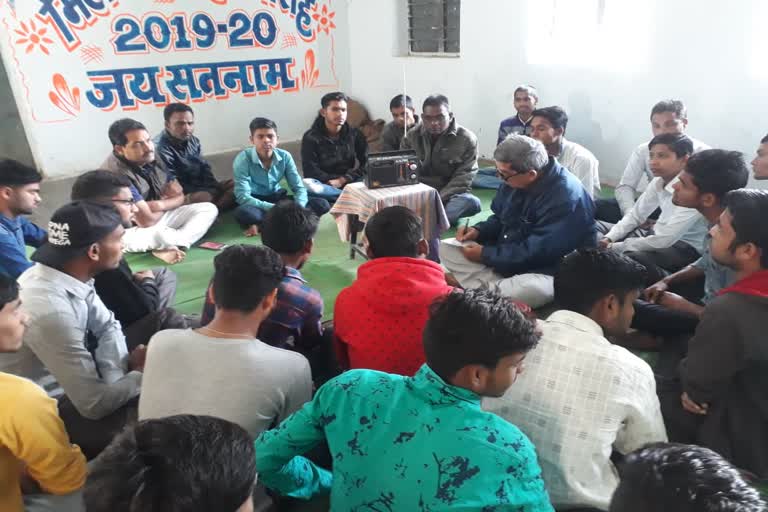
[484,247,667,511]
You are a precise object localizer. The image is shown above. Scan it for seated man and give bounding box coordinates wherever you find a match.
[596,99,710,223]
[475,85,539,190]
[0,159,46,278]
[301,91,368,201]
[441,135,595,308]
[85,415,256,512]
[71,170,188,347]
[635,150,749,337]
[201,202,334,381]
[256,289,553,511]
[102,118,218,264]
[600,133,708,284]
[610,443,767,512]
[484,248,666,511]
[140,244,312,441]
[233,117,330,237]
[0,274,87,512]
[403,94,481,225]
[661,189,768,478]
[334,206,453,375]
[380,94,419,151]
[154,103,235,210]
[530,106,601,198]
[0,202,144,459]
[751,133,768,180]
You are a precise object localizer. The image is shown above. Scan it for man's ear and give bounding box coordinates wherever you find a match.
[453,364,489,394]
[261,288,279,312]
[304,239,314,256]
[417,239,430,258]
[113,144,125,157]
[87,243,100,262]
[555,127,565,137]
[700,192,717,209]
[0,186,13,201]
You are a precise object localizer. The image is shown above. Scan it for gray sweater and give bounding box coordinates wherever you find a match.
[138,329,312,438]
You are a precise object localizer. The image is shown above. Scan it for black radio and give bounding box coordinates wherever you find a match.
[364,150,421,189]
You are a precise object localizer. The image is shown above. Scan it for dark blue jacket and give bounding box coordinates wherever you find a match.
[475,157,596,276]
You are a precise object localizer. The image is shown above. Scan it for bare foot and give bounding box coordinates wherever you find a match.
[445,273,463,288]
[152,248,186,265]
[244,225,260,237]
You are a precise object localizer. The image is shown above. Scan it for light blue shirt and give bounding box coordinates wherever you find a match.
[691,233,737,304]
[233,147,308,210]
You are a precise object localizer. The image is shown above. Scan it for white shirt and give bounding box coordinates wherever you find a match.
[0,264,141,420]
[483,311,667,510]
[558,138,601,198]
[615,136,710,214]
[139,329,312,438]
[606,175,708,253]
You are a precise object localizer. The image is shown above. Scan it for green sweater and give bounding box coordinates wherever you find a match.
[255,364,553,511]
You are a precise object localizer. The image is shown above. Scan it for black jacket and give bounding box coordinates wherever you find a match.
[95,259,159,326]
[300,116,368,183]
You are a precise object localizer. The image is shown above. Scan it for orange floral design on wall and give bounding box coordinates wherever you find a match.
[311,3,336,35]
[48,74,81,117]
[15,19,54,55]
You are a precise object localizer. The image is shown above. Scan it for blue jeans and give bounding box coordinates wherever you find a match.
[304,178,343,202]
[472,167,503,190]
[444,193,482,225]
[234,190,330,227]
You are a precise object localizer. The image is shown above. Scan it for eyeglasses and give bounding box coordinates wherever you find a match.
[421,113,449,123]
[112,199,136,205]
[496,169,523,180]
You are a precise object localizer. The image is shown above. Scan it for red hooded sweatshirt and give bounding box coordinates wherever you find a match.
[334,257,454,376]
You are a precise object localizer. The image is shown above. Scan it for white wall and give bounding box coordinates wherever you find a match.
[345,0,768,186]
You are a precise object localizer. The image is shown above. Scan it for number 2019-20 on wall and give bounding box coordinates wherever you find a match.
[111,11,280,54]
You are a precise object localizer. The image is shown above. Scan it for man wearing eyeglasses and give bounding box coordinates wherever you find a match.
[441,135,596,308]
[70,170,189,348]
[402,94,481,226]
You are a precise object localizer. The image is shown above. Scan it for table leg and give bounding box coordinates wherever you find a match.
[349,214,359,259]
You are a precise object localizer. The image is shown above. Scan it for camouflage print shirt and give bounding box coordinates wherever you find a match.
[255,364,553,511]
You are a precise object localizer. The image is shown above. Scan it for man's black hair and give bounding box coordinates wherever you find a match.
[422,94,450,111]
[71,170,133,201]
[389,94,414,111]
[723,189,768,268]
[609,443,766,512]
[212,245,284,313]
[648,133,694,158]
[364,206,422,258]
[0,159,42,187]
[0,273,20,309]
[85,415,257,512]
[684,149,748,201]
[531,106,569,132]
[554,248,647,315]
[249,117,278,135]
[761,134,768,144]
[321,91,349,108]
[163,102,194,122]
[423,289,539,381]
[650,99,687,121]
[108,118,147,146]
[260,201,319,255]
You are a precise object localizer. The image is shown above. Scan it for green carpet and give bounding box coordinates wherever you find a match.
[124,188,499,319]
